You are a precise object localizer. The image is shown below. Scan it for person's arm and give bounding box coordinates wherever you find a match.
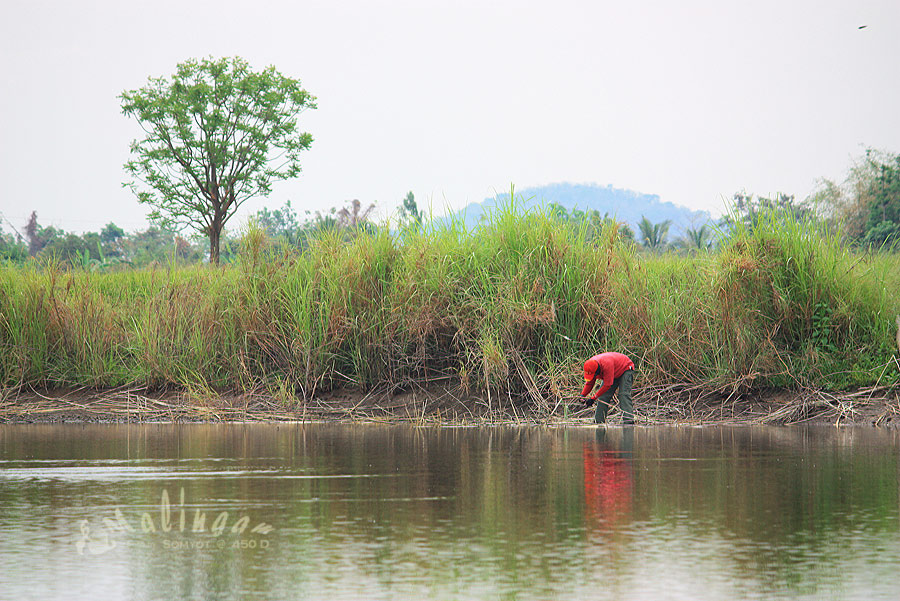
[581,378,596,405]
[591,360,614,400]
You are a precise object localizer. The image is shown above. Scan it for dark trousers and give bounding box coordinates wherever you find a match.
[594,369,635,424]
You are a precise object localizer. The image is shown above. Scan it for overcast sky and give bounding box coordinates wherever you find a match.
[1,0,898,235]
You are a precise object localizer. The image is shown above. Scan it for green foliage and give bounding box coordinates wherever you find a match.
[637,216,671,250]
[0,231,27,261]
[0,200,896,401]
[252,200,303,246]
[398,191,422,230]
[714,209,896,387]
[546,202,634,244]
[100,222,125,243]
[123,227,203,266]
[121,56,317,264]
[810,301,838,355]
[723,192,813,232]
[863,153,900,249]
[862,220,900,249]
[7,211,204,268]
[679,224,715,252]
[24,211,62,256]
[38,233,100,265]
[244,199,377,255]
[808,148,900,247]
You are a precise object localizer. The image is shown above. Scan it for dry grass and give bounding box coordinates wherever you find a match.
[3,382,898,427]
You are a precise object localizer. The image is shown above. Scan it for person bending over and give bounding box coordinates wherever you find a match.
[581,352,636,425]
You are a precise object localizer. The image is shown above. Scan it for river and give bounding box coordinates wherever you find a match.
[0,424,898,600]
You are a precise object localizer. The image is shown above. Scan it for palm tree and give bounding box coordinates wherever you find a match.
[684,224,713,251]
[337,199,376,229]
[637,217,671,250]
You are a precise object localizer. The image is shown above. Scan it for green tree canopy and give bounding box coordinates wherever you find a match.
[120,56,317,264]
[547,203,635,244]
[726,191,812,230]
[0,231,26,262]
[863,153,900,248]
[100,222,125,244]
[253,200,303,246]
[807,148,900,247]
[398,191,422,230]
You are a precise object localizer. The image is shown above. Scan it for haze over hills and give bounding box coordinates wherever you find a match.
[448,182,714,237]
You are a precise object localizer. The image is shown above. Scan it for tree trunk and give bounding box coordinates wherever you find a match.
[209,221,221,265]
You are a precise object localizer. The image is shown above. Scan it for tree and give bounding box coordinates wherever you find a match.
[547,203,634,244]
[39,233,99,266]
[726,191,812,230]
[23,212,61,256]
[862,220,900,249]
[637,216,671,250]
[398,191,422,229]
[120,226,202,266]
[245,199,378,253]
[680,224,714,251]
[0,232,26,262]
[100,222,126,258]
[253,200,303,246]
[862,153,900,248]
[337,199,376,229]
[808,148,900,246]
[121,56,317,264]
[100,222,125,244]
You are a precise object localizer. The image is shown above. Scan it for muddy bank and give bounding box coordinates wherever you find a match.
[2,383,899,427]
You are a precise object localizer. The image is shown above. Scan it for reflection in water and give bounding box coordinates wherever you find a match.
[583,428,634,530]
[0,424,899,600]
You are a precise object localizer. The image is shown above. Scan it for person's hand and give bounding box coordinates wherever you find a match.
[582,396,594,407]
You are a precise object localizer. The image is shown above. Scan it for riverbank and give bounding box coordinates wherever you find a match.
[3,382,898,426]
[2,206,899,421]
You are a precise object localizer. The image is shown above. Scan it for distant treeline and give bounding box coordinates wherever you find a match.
[3,149,897,269]
[0,199,390,268]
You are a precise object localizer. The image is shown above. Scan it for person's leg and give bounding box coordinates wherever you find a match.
[593,396,608,423]
[594,379,620,424]
[618,369,635,424]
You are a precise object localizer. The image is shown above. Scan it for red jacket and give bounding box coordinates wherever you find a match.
[581,352,635,399]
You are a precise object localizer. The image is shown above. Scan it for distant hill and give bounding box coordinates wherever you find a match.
[447,182,712,238]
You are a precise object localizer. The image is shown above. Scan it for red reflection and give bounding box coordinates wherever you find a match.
[583,431,633,526]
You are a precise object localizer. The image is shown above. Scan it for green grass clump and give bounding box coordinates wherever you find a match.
[712,212,898,388]
[1,202,897,410]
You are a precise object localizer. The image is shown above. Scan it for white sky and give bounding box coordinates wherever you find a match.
[1,0,898,235]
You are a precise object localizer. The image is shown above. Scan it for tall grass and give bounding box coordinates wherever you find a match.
[1,202,897,413]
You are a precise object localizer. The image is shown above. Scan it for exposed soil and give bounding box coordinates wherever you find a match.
[2,383,899,427]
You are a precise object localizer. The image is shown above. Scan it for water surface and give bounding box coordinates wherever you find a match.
[1,424,898,600]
